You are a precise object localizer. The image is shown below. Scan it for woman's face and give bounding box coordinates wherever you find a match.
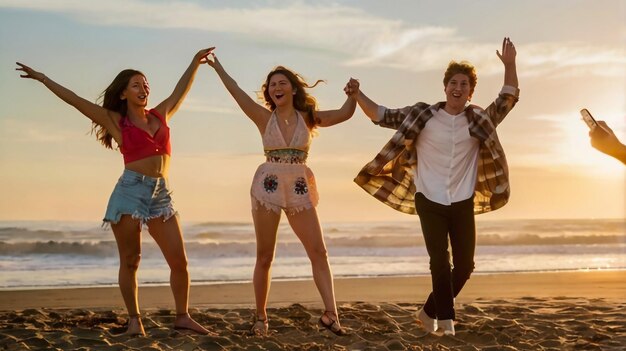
[121,74,150,107]
[267,73,295,108]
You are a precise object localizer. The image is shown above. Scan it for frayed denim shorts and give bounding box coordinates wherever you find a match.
[103,169,177,226]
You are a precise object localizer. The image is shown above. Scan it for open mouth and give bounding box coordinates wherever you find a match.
[274,93,284,100]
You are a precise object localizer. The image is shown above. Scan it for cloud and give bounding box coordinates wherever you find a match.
[518,43,626,78]
[0,118,79,143]
[2,0,624,77]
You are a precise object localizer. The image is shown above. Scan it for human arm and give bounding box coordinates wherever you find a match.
[15,62,119,131]
[496,37,518,89]
[313,78,359,127]
[590,121,626,164]
[205,53,270,130]
[349,78,380,122]
[348,78,416,130]
[483,37,520,127]
[154,47,214,120]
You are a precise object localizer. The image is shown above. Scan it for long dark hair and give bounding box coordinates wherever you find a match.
[260,66,323,129]
[92,69,145,149]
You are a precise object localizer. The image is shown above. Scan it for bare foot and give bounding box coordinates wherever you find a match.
[174,312,216,336]
[126,315,146,336]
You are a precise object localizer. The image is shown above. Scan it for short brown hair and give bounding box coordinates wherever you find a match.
[443,61,477,97]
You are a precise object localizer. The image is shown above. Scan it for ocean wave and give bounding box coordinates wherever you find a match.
[0,227,104,243]
[0,241,118,256]
[476,234,625,245]
[1,233,623,258]
[2,218,624,242]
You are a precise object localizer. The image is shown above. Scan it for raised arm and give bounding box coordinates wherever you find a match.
[205,53,270,130]
[15,62,119,131]
[348,78,381,122]
[349,78,418,130]
[313,78,360,127]
[483,37,520,127]
[154,47,214,120]
[496,37,518,89]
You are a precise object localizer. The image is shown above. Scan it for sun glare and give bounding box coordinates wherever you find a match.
[551,112,626,176]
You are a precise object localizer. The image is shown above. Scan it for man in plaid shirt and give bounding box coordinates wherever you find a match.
[346,37,519,336]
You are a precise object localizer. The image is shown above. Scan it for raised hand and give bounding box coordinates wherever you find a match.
[204,51,221,69]
[196,47,215,65]
[344,78,360,97]
[496,37,516,65]
[15,62,46,83]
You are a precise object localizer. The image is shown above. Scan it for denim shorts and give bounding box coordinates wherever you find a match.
[103,169,177,225]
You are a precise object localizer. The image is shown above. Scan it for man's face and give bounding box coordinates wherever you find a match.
[444,73,472,107]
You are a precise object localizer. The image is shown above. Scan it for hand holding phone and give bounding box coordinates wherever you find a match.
[580,108,598,129]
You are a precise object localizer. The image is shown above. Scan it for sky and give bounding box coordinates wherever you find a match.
[0,0,624,223]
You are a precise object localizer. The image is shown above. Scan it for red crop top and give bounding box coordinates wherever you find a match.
[119,109,171,164]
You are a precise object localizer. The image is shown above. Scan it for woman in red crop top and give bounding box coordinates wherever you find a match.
[16,47,215,336]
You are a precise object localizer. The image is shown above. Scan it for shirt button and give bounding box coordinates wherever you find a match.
[156,148,159,152]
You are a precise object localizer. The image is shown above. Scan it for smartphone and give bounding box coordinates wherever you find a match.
[580,108,598,129]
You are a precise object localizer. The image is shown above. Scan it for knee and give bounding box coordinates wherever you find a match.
[308,246,329,266]
[121,253,141,272]
[256,251,275,270]
[453,262,474,280]
[429,255,451,273]
[169,255,188,273]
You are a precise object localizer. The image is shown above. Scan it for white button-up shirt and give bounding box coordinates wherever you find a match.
[413,108,479,205]
[367,85,519,213]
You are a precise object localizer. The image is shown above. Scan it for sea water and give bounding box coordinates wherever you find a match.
[0,219,623,289]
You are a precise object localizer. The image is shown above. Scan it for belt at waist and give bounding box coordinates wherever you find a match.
[264,149,308,164]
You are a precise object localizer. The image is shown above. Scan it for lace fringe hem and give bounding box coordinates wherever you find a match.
[251,198,315,216]
[102,207,178,229]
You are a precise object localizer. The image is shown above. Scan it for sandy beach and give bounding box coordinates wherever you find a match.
[1,271,624,350]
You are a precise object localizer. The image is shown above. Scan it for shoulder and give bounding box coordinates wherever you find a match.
[468,104,485,112]
[467,104,487,117]
[406,102,434,118]
[148,108,165,120]
[410,102,438,119]
[301,109,319,128]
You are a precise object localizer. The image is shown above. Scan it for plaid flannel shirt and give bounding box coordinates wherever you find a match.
[354,86,520,215]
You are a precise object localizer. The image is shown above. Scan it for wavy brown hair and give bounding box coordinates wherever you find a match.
[260,66,324,129]
[92,69,145,149]
[443,61,477,98]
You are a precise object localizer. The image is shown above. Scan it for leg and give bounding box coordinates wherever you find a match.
[415,194,455,320]
[448,198,476,298]
[251,202,281,325]
[286,208,343,334]
[111,215,145,336]
[146,215,212,335]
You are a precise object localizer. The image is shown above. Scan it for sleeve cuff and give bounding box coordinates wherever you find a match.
[375,105,387,122]
[501,85,520,97]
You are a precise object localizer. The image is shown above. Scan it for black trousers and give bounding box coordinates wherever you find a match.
[415,192,476,320]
